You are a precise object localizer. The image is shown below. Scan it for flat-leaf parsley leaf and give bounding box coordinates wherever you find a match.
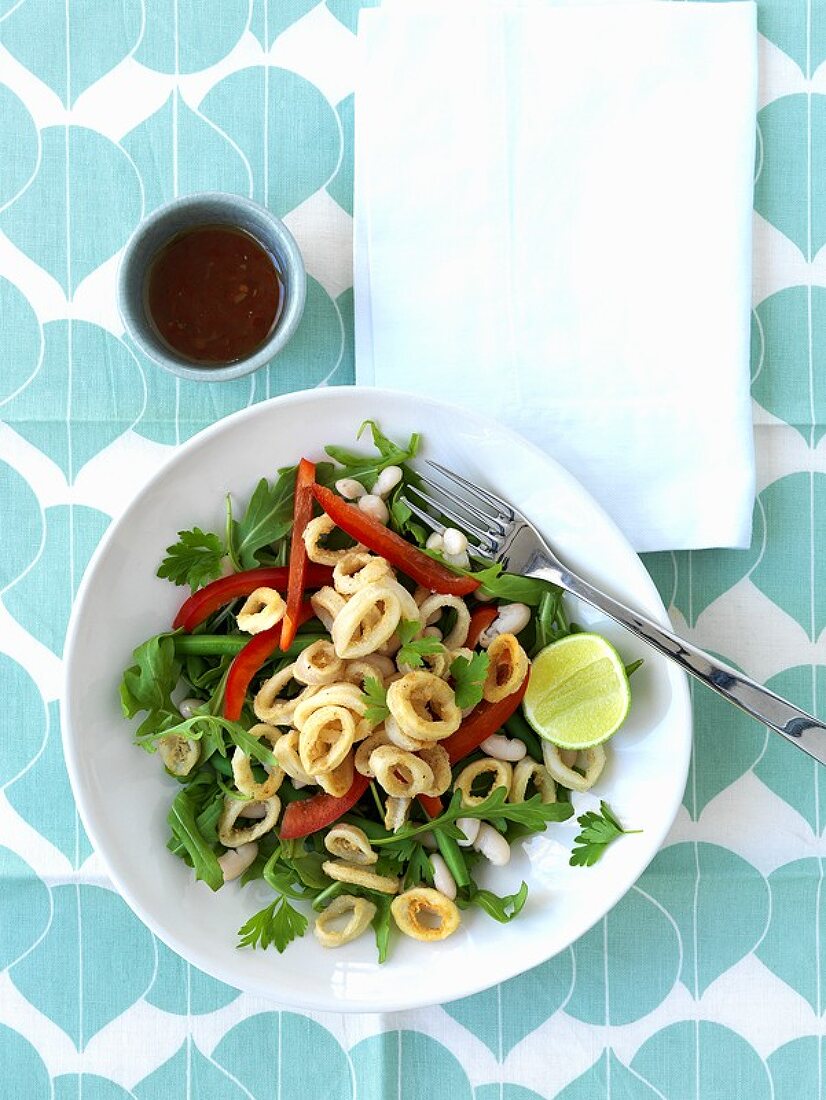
[396,619,444,669]
[569,800,641,867]
[236,895,308,952]
[157,527,225,591]
[450,651,490,709]
[361,675,390,724]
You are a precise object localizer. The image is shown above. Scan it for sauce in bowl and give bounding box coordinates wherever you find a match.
[145,225,282,365]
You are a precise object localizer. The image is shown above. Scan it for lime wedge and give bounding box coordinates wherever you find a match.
[523,633,630,749]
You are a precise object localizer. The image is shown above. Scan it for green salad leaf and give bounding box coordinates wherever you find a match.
[233,468,297,570]
[157,527,225,591]
[325,420,420,490]
[167,789,223,891]
[450,651,490,709]
[569,801,641,867]
[461,881,529,923]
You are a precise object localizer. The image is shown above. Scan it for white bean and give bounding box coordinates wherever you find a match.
[358,494,390,524]
[178,698,204,719]
[429,853,457,900]
[374,465,403,498]
[239,802,268,819]
[455,817,481,847]
[443,550,470,569]
[335,478,366,500]
[217,842,258,882]
[480,733,527,762]
[479,603,532,647]
[421,832,439,851]
[442,527,468,556]
[473,822,511,866]
[425,532,444,551]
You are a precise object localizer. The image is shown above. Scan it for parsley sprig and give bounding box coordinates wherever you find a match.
[157,528,225,591]
[396,619,444,668]
[450,651,490,709]
[569,801,641,867]
[361,676,390,724]
[236,895,309,953]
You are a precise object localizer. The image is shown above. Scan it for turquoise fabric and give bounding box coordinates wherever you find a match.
[0,1,823,1096]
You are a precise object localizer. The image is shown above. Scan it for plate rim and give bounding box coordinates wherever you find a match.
[61,385,692,1012]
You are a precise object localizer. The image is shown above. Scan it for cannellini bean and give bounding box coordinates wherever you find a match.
[442,527,468,556]
[239,802,268,819]
[425,533,444,551]
[429,853,457,900]
[421,831,439,851]
[335,478,366,500]
[479,603,532,647]
[324,823,377,865]
[455,817,481,847]
[218,842,259,882]
[314,894,376,948]
[358,494,390,524]
[473,822,511,866]
[177,698,204,719]
[374,465,403,498]
[480,733,527,762]
[443,550,470,569]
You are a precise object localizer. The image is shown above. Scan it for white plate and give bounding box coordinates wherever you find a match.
[62,387,691,1013]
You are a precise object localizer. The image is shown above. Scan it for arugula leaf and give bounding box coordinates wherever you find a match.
[569,800,641,867]
[167,789,223,891]
[396,619,444,669]
[361,675,390,724]
[371,895,393,964]
[450,651,490,709]
[403,843,435,890]
[387,485,430,547]
[120,633,180,718]
[458,562,563,608]
[325,420,420,490]
[236,895,309,952]
[136,713,282,770]
[157,527,225,592]
[462,881,529,923]
[625,658,644,678]
[233,468,297,570]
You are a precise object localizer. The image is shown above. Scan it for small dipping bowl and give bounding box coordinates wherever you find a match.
[117,192,306,382]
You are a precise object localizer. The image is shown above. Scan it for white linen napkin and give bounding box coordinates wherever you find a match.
[354,0,757,552]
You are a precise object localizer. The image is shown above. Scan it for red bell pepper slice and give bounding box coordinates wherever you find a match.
[281,458,316,651]
[173,565,332,633]
[223,601,314,720]
[417,793,443,819]
[466,606,498,649]
[441,673,530,764]
[312,484,480,597]
[279,774,370,839]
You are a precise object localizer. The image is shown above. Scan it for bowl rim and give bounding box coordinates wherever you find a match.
[61,386,692,1012]
[116,191,307,383]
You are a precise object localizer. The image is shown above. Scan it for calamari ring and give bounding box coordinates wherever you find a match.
[218,794,280,847]
[355,728,391,777]
[418,594,471,649]
[386,671,461,742]
[314,894,377,948]
[303,514,363,566]
[382,578,422,624]
[231,723,284,799]
[331,582,402,659]
[453,757,513,807]
[292,681,368,729]
[333,551,392,595]
[417,744,452,796]
[254,664,310,726]
[509,758,557,804]
[482,633,530,703]
[271,729,316,786]
[542,742,606,792]
[293,639,344,686]
[317,752,355,796]
[158,734,200,777]
[391,887,461,941]
[310,585,347,632]
[324,823,377,865]
[370,744,434,798]
[384,796,411,832]
[237,587,286,634]
[384,714,429,752]
[322,859,400,894]
[298,705,356,776]
[342,654,396,687]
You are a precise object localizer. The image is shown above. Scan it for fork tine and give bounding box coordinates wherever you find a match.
[425,461,515,522]
[404,483,497,548]
[415,473,506,534]
[398,492,495,559]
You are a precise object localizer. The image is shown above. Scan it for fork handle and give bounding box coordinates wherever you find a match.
[530,563,826,763]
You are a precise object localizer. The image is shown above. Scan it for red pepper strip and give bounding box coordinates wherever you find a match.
[173,564,332,632]
[417,793,443,819]
[279,774,371,839]
[466,606,498,649]
[223,601,315,720]
[441,674,530,765]
[312,484,480,597]
[281,458,317,651]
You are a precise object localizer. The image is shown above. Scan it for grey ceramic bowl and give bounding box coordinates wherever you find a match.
[117,192,306,382]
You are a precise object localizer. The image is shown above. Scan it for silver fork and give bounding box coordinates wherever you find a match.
[400,461,826,765]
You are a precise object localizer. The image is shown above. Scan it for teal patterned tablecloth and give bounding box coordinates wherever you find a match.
[0,1,824,1097]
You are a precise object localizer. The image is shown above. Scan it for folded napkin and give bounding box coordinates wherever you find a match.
[354,0,758,552]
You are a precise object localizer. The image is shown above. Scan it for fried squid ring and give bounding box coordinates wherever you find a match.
[382,578,422,624]
[314,894,377,948]
[299,705,356,775]
[355,728,391,776]
[417,744,452,796]
[386,671,461,742]
[322,859,400,894]
[391,887,461,941]
[418,594,471,649]
[324,823,377,865]
[292,681,368,727]
[218,794,280,847]
[303,515,362,566]
[482,633,530,703]
[509,758,557,804]
[317,752,355,796]
[384,796,411,832]
[342,654,397,688]
[253,664,313,727]
[370,745,435,798]
[384,715,429,752]
[454,758,513,807]
[310,585,346,632]
[331,583,403,659]
[271,729,316,786]
[236,587,286,634]
[333,551,392,595]
[231,723,284,799]
[158,734,200,777]
[542,742,606,792]
[293,639,344,686]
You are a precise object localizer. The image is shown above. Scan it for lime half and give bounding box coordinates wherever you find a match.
[523,633,631,750]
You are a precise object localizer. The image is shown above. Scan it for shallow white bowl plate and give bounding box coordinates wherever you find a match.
[63,388,691,1013]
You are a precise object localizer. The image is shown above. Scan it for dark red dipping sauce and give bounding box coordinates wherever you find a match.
[145,225,282,364]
